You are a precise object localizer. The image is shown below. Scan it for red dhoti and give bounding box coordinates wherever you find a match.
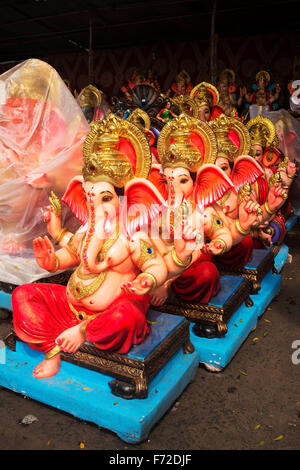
[216,234,254,268]
[12,283,150,356]
[172,253,220,303]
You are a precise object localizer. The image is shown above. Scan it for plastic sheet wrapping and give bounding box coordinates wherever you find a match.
[262,109,300,213]
[0,59,90,284]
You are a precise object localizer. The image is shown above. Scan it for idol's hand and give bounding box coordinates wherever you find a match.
[43,205,62,240]
[173,223,198,263]
[33,236,57,272]
[239,197,261,230]
[150,284,169,307]
[202,239,226,256]
[121,273,155,296]
[287,160,296,178]
[267,183,287,212]
[259,229,273,247]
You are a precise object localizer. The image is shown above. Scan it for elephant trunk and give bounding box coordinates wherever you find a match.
[81,205,108,272]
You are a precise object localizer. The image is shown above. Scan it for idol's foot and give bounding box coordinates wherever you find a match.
[109,380,136,400]
[55,322,87,354]
[33,354,61,379]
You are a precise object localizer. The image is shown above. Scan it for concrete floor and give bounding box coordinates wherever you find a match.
[0,220,299,451]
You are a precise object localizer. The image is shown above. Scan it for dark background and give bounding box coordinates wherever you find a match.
[0,0,299,103]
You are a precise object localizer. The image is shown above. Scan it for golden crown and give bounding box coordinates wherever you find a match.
[246,115,276,149]
[127,108,151,130]
[77,84,103,108]
[256,70,270,83]
[209,114,251,162]
[82,113,151,187]
[189,82,219,109]
[219,68,236,84]
[157,113,217,172]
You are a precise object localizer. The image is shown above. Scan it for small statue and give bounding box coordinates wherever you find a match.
[240,71,281,118]
[217,69,238,117]
[156,101,176,124]
[189,82,224,122]
[121,68,160,101]
[167,70,193,98]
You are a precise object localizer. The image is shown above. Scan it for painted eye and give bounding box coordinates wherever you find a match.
[103,196,113,202]
[180,179,189,184]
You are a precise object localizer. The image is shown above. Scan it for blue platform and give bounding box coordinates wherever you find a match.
[273,244,289,273]
[0,290,12,311]
[202,274,245,308]
[192,269,282,371]
[0,309,199,444]
[285,214,298,232]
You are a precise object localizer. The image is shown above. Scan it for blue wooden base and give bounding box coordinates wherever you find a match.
[273,244,289,273]
[0,290,12,311]
[0,339,199,443]
[285,215,298,232]
[191,269,282,371]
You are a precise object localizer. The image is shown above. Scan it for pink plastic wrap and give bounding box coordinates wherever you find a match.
[0,59,90,284]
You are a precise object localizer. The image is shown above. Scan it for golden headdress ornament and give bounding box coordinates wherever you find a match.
[157,113,217,172]
[127,108,151,131]
[255,70,270,83]
[82,112,151,187]
[189,81,219,109]
[170,95,198,118]
[209,114,251,162]
[219,68,236,84]
[246,115,276,149]
[77,84,103,108]
[176,69,191,84]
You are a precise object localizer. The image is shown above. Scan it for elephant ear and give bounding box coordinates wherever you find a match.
[61,175,88,225]
[193,164,234,212]
[231,156,264,193]
[122,178,168,239]
[148,164,168,201]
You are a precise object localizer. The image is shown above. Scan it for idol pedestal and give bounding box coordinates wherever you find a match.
[190,269,281,371]
[285,214,298,232]
[0,310,199,444]
[153,245,287,371]
[152,274,253,338]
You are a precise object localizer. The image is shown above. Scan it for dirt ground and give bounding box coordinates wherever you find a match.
[0,221,299,451]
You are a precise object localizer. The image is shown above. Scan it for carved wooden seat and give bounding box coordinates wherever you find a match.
[216,247,276,294]
[4,309,194,400]
[151,274,253,338]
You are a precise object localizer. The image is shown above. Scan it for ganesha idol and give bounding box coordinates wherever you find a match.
[189,81,224,122]
[242,70,281,119]
[0,58,89,284]
[246,115,296,246]
[217,69,239,117]
[167,70,193,98]
[147,114,261,307]
[208,113,266,264]
[12,113,198,379]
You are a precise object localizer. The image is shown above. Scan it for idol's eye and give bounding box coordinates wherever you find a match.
[221,165,228,171]
[180,178,189,184]
[102,195,113,202]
